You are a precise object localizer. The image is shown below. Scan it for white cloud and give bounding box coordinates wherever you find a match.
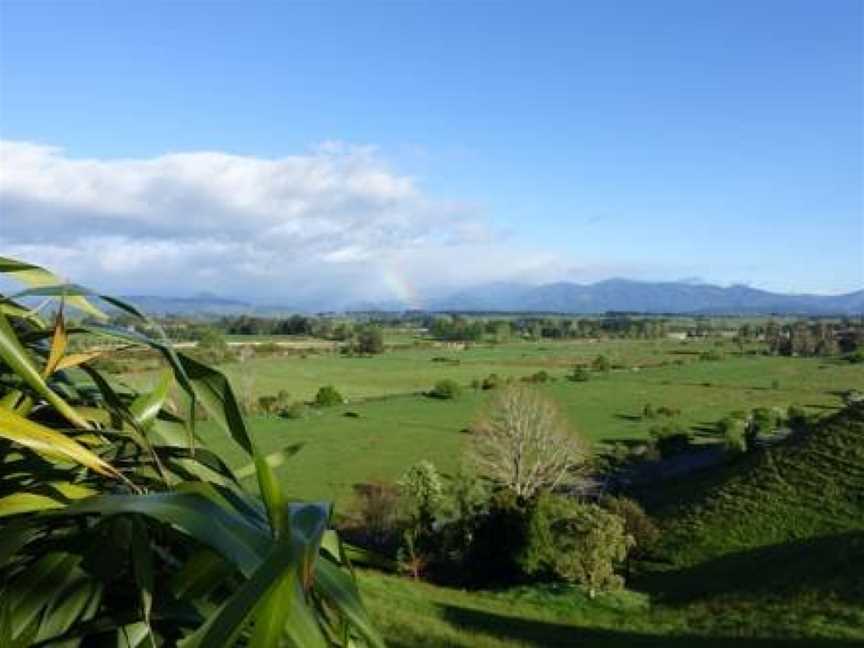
[0,139,567,307]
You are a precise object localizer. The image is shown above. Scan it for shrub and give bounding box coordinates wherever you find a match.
[520,494,633,597]
[699,350,723,361]
[655,405,681,418]
[351,481,402,548]
[523,370,550,384]
[314,384,344,407]
[430,379,462,399]
[481,373,502,390]
[845,349,864,364]
[193,327,236,364]
[257,394,279,415]
[717,416,747,455]
[280,400,307,419]
[599,496,660,560]
[464,490,529,584]
[650,423,693,457]
[592,354,611,372]
[570,366,590,382]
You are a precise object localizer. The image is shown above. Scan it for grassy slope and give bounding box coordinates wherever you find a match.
[634,404,864,639]
[357,568,863,647]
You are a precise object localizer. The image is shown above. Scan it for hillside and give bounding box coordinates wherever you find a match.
[654,402,864,563]
[357,405,864,646]
[637,403,864,633]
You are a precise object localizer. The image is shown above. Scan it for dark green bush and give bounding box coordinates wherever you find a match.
[717,416,747,455]
[314,385,344,407]
[592,354,611,372]
[600,496,660,560]
[571,366,590,382]
[481,373,501,390]
[430,379,462,399]
[650,423,693,457]
[523,370,550,384]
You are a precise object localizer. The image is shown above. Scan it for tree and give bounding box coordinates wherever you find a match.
[468,386,590,499]
[520,494,633,597]
[354,325,385,354]
[398,460,444,539]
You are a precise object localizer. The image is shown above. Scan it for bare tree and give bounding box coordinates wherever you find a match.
[468,385,590,499]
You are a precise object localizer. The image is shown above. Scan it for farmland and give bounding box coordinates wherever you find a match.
[157,339,864,508]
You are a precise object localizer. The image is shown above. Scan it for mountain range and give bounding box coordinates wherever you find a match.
[426,279,864,315]
[119,279,864,316]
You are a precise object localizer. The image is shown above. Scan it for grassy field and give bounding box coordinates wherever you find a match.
[197,338,736,400]
[183,340,864,508]
[134,337,864,644]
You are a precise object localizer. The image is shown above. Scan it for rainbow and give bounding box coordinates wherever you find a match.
[381,267,423,310]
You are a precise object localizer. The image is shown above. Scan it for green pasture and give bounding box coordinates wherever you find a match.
[192,344,864,509]
[203,338,757,401]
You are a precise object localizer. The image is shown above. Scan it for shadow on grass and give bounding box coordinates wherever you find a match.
[614,413,643,422]
[399,604,861,648]
[637,532,864,606]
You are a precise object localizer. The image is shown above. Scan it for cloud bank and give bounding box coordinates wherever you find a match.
[1,140,564,308]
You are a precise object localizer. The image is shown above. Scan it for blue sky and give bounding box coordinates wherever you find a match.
[1,0,861,302]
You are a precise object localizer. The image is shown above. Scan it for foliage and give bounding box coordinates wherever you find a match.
[570,366,590,382]
[717,415,748,455]
[314,384,344,407]
[520,494,633,596]
[599,495,659,560]
[845,349,864,364]
[257,388,291,415]
[429,378,462,399]
[398,460,444,527]
[650,423,693,457]
[193,326,236,364]
[280,400,307,419]
[522,369,551,383]
[592,354,611,372]
[481,372,502,390]
[0,256,381,648]
[351,481,402,549]
[469,386,590,499]
[463,489,529,584]
[353,325,385,355]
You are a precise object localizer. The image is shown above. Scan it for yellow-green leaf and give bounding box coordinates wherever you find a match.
[0,407,119,478]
